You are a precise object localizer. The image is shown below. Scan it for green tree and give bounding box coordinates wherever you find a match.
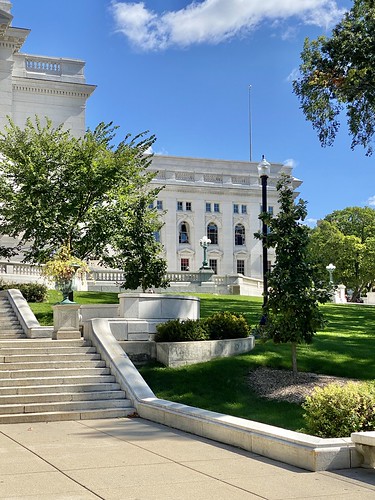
[0,117,156,263]
[255,175,329,375]
[308,207,375,300]
[293,0,375,155]
[102,193,169,292]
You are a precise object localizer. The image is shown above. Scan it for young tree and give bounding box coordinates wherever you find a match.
[255,175,330,375]
[102,193,169,292]
[0,117,156,263]
[293,0,375,155]
[308,207,375,300]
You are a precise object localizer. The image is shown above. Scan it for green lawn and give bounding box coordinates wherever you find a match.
[28,292,375,431]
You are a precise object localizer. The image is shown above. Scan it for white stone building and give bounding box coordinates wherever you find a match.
[0,0,95,136]
[149,155,301,279]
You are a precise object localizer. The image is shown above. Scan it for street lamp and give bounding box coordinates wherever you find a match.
[258,155,271,309]
[326,263,336,283]
[199,236,211,270]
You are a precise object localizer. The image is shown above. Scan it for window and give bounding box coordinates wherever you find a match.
[267,260,272,272]
[237,260,245,275]
[148,202,154,209]
[177,201,183,211]
[214,203,220,213]
[181,258,190,271]
[209,259,217,274]
[179,221,189,244]
[234,224,245,246]
[154,231,161,243]
[207,222,218,245]
[186,201,192,211]
[156,200,163,210]
[259,205,274,214]
[241,205,247,214]
[206,202,212,212]
[233,204,239,214]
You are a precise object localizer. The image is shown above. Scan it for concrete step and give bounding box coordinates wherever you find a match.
[0,398,132,414]
[0,339,88,348]
[0,333,27,339]
[0,346,97,355]
[0,353,101,363]
[0,318,19,324]
[0,407,137,424]
[0,390,126,405]
[0,367,111,379]
[0,360,106,371]
[0,374,116,387]
[0,382,121,395]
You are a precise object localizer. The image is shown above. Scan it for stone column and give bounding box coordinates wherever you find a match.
[52,303,81,339]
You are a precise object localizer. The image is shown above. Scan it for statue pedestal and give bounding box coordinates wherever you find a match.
[52,303,81,340]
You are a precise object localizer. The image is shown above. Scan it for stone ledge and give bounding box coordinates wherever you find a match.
[156,337,255,367]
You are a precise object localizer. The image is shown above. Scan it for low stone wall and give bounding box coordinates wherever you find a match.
[118,293,200,320]
[156,337,255,367]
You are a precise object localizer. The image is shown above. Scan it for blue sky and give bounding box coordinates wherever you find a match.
[11,0,374,225]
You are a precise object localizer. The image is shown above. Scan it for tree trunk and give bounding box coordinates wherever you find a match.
[291,342,298,379]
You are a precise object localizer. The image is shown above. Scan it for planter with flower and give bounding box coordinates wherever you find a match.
[42,246,90,304]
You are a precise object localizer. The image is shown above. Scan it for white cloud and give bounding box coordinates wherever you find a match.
[283,158,298,168]
[286,68,300,83]
[110,0,346,51]
[367,196,375,207]
[303,217,318,227]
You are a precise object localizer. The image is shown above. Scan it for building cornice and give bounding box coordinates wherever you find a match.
[12,76,96,98]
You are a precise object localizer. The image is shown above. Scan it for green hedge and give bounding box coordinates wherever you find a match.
[155,312,251,342]
[0,281,48,303]
[302,381,375,438]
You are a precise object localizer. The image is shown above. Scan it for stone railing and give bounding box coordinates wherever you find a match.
[25,57,62,75]
[12,53,86,83]
[0,261,263,296]
[0,261,43,279]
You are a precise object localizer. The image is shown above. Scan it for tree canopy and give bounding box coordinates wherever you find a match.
[0,117,157,264]
[293,0,375,155]
[102,193,169,292]
[255,175,329,374]
[308,206,375,300]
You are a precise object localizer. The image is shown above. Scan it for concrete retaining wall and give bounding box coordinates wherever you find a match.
[156,337,255,367]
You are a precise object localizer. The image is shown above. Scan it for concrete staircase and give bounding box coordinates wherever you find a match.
[0,297,137,423]
[0,295,26,340]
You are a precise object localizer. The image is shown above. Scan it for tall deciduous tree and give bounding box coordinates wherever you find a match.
[308,207,375,300]
[293,0,375,155]
[256,175,329,375]
[0,117,156,263]
[102,193,168,292]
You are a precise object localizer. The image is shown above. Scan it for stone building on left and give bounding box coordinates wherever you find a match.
[0,0,95,136]
[0,0,95,253]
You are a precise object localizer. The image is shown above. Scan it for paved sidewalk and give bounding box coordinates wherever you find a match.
[0,418,374,499]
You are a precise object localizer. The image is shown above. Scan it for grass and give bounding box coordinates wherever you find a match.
[28,291,375,431]
[30,290,119,325]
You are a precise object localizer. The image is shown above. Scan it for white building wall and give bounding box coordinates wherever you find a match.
[0,3,95,137]
[149,155,301,278]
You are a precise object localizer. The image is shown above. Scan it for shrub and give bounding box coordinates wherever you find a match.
[0,280,48,303]
[302,382,375,438]
[155,319,208,342]
[203,311,250,340]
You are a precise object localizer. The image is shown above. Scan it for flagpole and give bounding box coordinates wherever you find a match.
[248,84,253,162]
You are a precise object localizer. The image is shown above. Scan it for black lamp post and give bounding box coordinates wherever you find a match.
[257,155,271,309]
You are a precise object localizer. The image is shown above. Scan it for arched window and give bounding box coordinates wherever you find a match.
[235,224,245,246]
[179,221,189,244]
[207,222,218,245]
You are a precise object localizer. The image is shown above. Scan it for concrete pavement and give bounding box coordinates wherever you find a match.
[0,417,374,499]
